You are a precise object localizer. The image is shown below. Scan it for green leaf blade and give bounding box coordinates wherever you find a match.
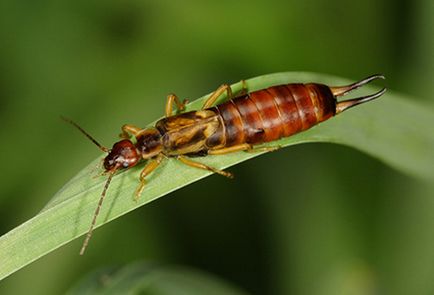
[1,72,433,280]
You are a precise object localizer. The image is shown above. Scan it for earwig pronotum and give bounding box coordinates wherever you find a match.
[64,74,386,255]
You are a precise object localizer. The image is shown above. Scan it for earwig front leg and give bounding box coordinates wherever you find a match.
[202,84,233,109]
[166,94,188,117]
[177,155,234,178]
[120,124,143,139]
[134,154,164,201]
[91,158,106,179]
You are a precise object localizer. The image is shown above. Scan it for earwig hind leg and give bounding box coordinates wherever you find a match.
[207,143,252,155]
[202,84,233,109]
[135,154,164,201]
[208,143,280,155]
[166,94,189,117]
[120,124,143,139]
[245,145,281,153]
[237,79,249,97]
[177,155,234,178]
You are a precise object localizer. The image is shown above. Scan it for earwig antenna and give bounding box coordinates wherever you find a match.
[61,116,109,153]
[330,74,385,97]
[80,169,117,255]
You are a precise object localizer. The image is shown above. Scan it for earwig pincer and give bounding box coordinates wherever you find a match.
[64,74,386,255]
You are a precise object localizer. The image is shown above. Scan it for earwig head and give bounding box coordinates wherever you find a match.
[104,139,140,170]
[135,128,163,159]
[62,117,144,255]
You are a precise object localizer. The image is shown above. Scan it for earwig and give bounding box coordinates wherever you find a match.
[64,74,386,255]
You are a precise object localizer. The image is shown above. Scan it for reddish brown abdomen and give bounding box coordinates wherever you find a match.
[212,83,336,147]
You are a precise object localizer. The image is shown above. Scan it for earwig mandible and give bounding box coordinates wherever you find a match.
[64,74,386,255]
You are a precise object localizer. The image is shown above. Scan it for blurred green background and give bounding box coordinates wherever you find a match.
[1,0,433,294]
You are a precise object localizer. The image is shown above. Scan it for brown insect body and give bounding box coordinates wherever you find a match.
[156,83,338,156]
[64,74,386,255]
[212,83,335,148]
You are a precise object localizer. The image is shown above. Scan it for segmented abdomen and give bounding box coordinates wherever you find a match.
[210,83,336,148]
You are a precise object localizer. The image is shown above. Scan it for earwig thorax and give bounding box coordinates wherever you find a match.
[135,128,163,159]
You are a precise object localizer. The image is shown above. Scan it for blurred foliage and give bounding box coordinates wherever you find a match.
[0,0,433,294]
[65,263,248,295]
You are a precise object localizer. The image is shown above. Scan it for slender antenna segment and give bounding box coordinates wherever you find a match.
[61,116,109,152]
[79,169,116,255]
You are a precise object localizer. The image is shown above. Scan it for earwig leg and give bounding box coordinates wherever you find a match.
[237,79,249,96]
[120,124,143,139]
[208,143,280,155]
[91,158,105,179]
[177,155,234,178]
[245,145,281,153]
[207,143,252,155]
[202,84,233,109]
[166,94,188,117]
[134,154,164,201]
